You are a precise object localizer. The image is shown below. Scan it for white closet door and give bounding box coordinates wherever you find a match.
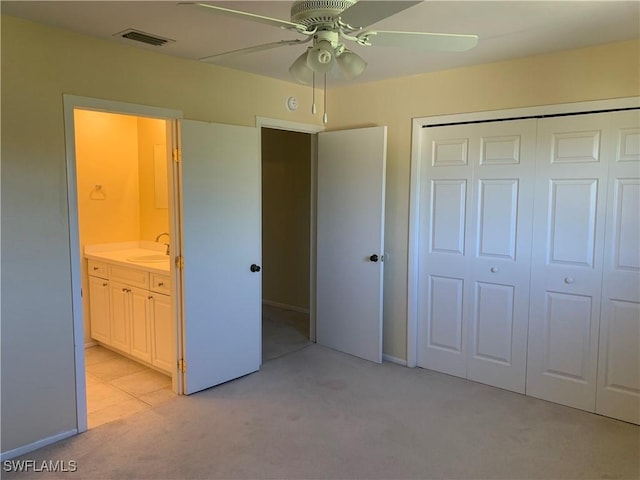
[417,119,536,391]
[417,124,474,377]
[596,110,640,424]
[465,120,537,393]
[527,113,612,411]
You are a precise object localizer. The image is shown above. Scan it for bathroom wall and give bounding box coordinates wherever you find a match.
[137,117,170,242]
[262,128,311,311]
[75,109,140,246]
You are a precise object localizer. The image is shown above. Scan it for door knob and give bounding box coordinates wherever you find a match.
[250,264,261,273]
[369,254,379,262]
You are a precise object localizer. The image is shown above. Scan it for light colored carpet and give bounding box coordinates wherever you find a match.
[262,304,310,361]
[5,344,639,479]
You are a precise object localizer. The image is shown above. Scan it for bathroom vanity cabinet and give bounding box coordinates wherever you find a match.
[86,249,173,375]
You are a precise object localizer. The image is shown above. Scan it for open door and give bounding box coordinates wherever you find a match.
[178,120,261,394]
[316,126,387,363]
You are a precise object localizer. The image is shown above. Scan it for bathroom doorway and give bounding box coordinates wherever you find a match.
[71,107,178,429]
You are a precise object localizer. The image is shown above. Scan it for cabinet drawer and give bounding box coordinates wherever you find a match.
[109,265,149,289]
[150,274,171,295]
[87,259,108,279]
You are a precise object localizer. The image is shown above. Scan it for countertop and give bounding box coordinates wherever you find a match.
[85,241,171,274]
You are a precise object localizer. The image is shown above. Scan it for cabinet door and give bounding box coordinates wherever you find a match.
[88,276,111,345]
[109,281,130,353]
[129,286,152,363]
[150,293,173,373]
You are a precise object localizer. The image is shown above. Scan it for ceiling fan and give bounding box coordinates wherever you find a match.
[180,1,478,122]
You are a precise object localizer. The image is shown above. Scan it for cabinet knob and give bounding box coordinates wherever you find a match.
[369,254,379,262]
[158,282,164,287]
[250,264,261,273]
[490,267,499,273]
[148,296,153,300]
[102,282,108,287]
[93,266,99,271]
[564,277,574,284]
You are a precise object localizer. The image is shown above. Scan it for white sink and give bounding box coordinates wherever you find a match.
[126,254,169,263]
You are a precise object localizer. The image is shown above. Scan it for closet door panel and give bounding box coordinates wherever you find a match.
[597,112,640,424]
[418,126,473,378]
[467,120,537,393]
[527,112,614,411]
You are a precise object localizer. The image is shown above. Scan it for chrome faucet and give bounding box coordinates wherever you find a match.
[155,232,170,255]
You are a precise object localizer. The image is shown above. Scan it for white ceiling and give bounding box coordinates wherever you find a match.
[3,1,639,86]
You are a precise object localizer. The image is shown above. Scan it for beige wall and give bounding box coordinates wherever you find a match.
[1,10,638,455]
[75,110,141,246]
[326,39,640,359]
[262,128,311,311]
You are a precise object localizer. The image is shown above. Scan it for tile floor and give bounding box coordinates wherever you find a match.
[85,346,176,428]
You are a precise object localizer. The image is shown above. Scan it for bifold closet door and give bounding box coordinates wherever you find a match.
[417,119,537,393]
[596,111,639,424]
[526,110,639,416]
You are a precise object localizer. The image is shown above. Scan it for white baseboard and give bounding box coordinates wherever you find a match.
[262,299,310,314]
[382,353,407,366]
[0,429,77,461]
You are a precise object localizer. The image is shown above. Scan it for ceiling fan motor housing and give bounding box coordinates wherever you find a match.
[290,0,356,28]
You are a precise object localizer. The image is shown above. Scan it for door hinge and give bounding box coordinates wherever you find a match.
[175,256,184,270]
[178,358,186,373]
[173,148,182,163]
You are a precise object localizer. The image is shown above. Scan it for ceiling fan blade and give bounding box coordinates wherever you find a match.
[200,39,309,62]
[179,2,305,31]
[359,31,478,51]
[340,1,422,29]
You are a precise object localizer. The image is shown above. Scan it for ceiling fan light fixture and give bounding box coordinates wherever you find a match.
[337,50,367,80]
[289,48,314,84]
[306,40,335,73]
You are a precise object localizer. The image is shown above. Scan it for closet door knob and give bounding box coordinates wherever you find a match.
[250,264,261,273]
[369,254,379,262]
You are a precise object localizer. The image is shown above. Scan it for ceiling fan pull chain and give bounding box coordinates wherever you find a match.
[323,73,328,125]
[312,72,317,115]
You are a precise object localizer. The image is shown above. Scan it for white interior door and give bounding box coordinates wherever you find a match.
[316,126,387,363]
[417,119,536,393]
[179,120,261,395]
[596,110,640,424]
[526,113,611,411]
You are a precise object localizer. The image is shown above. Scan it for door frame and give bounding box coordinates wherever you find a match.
[255,116,324,342]
[63,95,183,432]
[406,97,640,368]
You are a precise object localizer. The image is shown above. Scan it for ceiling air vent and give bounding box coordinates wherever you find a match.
[115,29,174,47]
